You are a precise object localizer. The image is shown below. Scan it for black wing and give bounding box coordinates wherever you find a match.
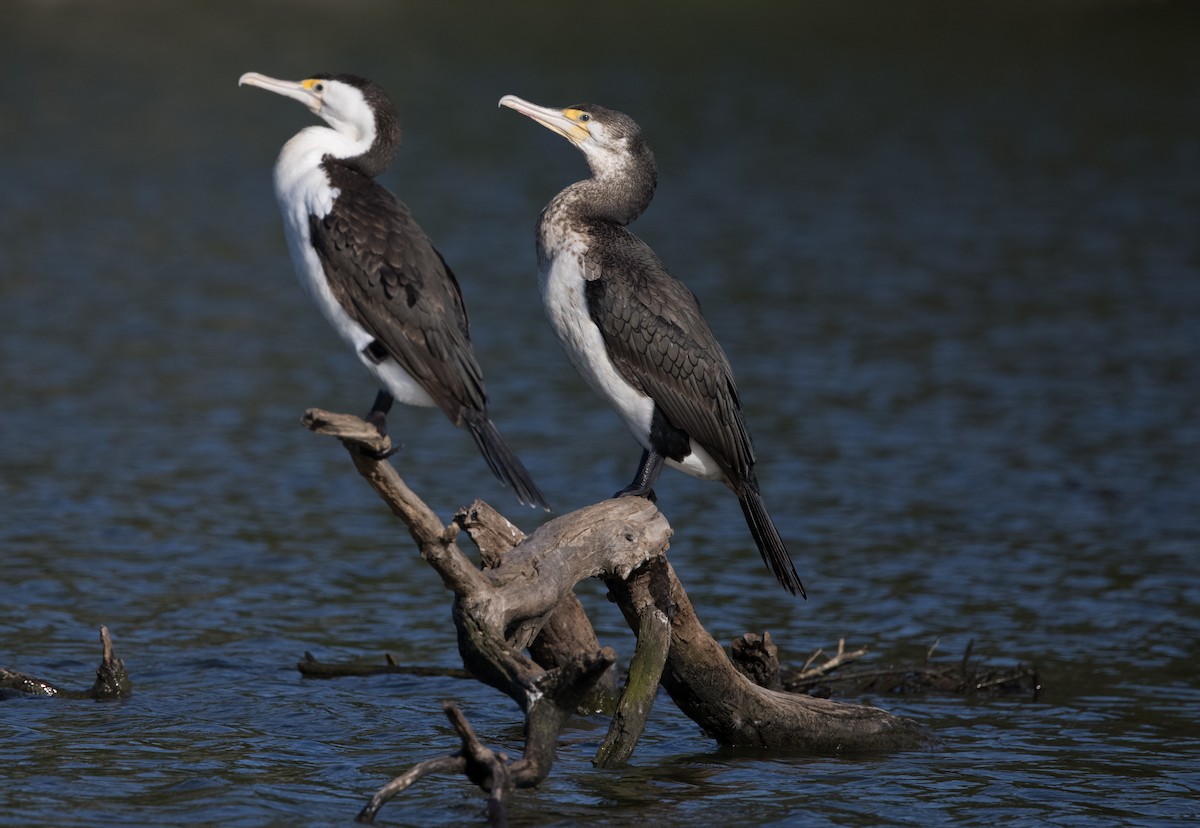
[309,166,486,423]
[581,222,755,483]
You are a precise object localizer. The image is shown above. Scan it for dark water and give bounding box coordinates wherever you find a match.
[3,1,1199,825]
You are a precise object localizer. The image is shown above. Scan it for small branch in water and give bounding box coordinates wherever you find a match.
[356,701,519,828]
[0,626,131,700]
[297,652,473,680]
[784,639,1040,700]
[445,702,512,827]
[796,638,870,681]
[357,754,468,825]
[0,667,65,697]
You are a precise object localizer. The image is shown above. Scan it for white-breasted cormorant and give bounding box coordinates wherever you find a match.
[499,95,803,595]
[240,72,548,510]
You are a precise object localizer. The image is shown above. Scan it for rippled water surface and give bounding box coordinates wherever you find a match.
[3,1,1198,825]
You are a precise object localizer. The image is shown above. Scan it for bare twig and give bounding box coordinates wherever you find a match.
[795,639,870,681]
[785,641,1040,699]
[356,755,467,824]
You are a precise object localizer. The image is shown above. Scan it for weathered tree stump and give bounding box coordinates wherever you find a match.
[301,408,927,825]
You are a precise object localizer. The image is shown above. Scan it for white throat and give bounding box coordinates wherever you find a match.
[274,125,369,211]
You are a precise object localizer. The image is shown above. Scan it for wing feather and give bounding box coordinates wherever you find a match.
[581,222,755,480]
[309,168,486,422]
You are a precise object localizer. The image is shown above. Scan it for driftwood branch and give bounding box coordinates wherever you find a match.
[304,408,927,823]
[455,500,619,714]
[305,409,669,824]
[732,631,784,691]
[594,607,671,768]
[606,560,926,751]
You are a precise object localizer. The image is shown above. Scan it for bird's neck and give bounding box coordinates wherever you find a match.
[277,119,398,183]
[271,126,368,228]
[548,156,657,228]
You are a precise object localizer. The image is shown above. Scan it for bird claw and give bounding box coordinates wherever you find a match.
[359,442,401,461]
[360,396,400,459]
[613,486,657,504]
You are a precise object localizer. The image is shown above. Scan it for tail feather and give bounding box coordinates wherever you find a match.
[464,412,551,511]
[737,487,806,598]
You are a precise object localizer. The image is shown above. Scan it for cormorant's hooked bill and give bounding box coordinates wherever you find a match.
[500,94,804,596]
[239,73,324,113]
[239,73,549,510]
[498,96,593,145]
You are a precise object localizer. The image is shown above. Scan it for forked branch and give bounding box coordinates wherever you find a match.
[304,409,926,824]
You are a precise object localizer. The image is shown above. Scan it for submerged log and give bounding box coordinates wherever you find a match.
[607,560,924,751]
[302,408,927,824]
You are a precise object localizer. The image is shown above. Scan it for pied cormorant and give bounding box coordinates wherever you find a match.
[499,95,803,595]
[240,72,548,510]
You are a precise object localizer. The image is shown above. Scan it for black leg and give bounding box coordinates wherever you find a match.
[365,389,394,436]
[362,389,400,459]
[613,448,664,501]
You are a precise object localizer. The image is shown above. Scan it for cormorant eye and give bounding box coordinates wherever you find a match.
[314,82,325,92]
[578,113,590,122]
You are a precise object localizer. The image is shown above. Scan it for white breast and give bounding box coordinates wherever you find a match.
[272,128,435,408]
[540,246,655,446]
[538,235,726,483]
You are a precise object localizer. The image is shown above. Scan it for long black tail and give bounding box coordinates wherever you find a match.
[736,486,806,598]
[464,411,551,511]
